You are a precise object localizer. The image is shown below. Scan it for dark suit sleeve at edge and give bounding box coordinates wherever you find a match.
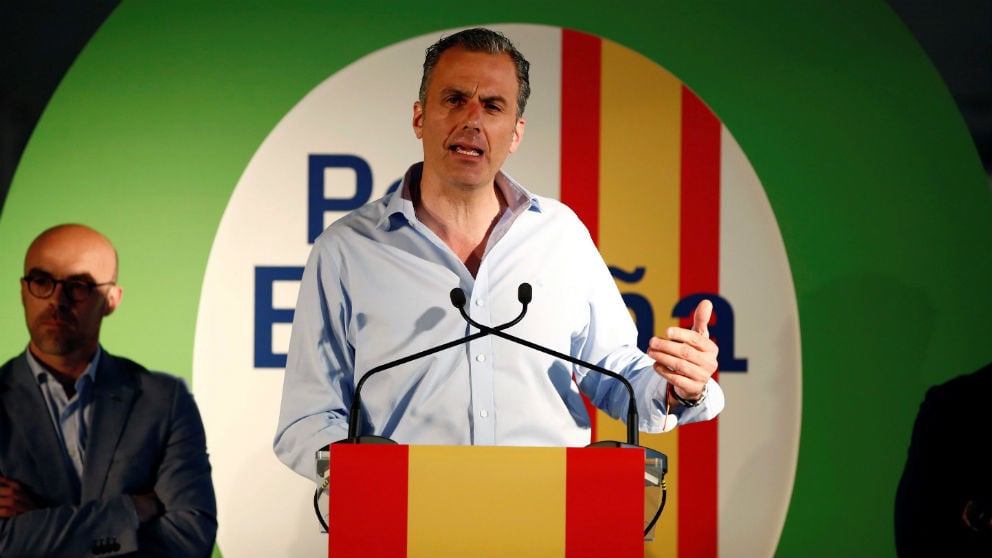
[0,495,139,557]
[134,376,217,558]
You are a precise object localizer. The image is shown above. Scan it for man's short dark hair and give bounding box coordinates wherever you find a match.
[419,27,531,118]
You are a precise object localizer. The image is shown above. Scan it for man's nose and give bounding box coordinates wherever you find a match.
[461,101,482,130]
[52,282,74,306]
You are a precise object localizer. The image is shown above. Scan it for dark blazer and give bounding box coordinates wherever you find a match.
[0,349,217,557]
[895,362,992,557]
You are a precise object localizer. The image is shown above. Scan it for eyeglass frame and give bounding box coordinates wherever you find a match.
[21,273,116,303]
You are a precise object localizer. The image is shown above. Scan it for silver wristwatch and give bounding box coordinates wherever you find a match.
[672,383,708,408]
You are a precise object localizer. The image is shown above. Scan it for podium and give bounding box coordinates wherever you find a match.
[325,444,663,558]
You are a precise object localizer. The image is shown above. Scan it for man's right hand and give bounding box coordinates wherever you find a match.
[0,476,41,518]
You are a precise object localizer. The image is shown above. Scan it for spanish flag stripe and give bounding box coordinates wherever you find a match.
[327,444,409,557]
[560,29,601,243]
[598,38,683,558]
[407,446,566,557]
[677,86,721,557]
[565,447,645,558]
[560,29,602,436]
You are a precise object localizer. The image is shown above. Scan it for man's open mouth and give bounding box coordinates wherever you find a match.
[451,145,483,157]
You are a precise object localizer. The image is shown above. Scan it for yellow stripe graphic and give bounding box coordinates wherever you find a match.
[598,38,683,558]
[407,446,566,557]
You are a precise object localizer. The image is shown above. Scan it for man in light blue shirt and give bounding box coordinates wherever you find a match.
[274,28,724,481]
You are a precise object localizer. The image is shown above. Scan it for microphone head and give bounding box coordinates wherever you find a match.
[517,283,532,304]
[450,287,467,309]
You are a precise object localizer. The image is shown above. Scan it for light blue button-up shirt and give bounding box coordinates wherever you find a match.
[274,163,724,480]
[28,348,99,495]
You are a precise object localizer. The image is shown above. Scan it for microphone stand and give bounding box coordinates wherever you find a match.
[451,286,640,447]
[341,287,531,443]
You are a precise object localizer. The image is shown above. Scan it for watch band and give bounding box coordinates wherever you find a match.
[672,383,707,408]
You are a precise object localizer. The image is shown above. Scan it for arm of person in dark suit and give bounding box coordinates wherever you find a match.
[0,481,141,557]
[134,378,217,558]
[895,385,941,557]
[895,378,983,557]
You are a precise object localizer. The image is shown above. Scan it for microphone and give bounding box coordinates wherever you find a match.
[450,283,531,331]
[450,284,640,447]
[340,288,531,443]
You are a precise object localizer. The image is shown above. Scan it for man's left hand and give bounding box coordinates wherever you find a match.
[647,299,719,403]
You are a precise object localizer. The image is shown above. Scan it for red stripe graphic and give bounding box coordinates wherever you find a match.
[565,447,644,558]
[560,29,601,241]
[327,444,409,557]
[678,86,721,557]
[561,29,603,438]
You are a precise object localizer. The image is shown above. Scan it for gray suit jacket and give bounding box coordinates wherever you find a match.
[0,349,217,557]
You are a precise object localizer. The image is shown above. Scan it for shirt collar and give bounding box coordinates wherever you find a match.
[377,162,543,230]
[27,346,101,392]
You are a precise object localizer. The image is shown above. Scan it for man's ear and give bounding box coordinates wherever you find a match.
[508,117,525,154]
[104,285,123,316]
[413,101,424,139]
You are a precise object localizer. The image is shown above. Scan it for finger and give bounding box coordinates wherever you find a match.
[662,325,715,351]
[649,338,718,381]
[650,351,705,383]
[692,299,713,338]
[653,362,706,393]
[0,477,22,490]
[650,336,718,366]
[0,497,27,517]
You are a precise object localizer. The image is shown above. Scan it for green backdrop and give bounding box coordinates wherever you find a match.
[2,2,990,556]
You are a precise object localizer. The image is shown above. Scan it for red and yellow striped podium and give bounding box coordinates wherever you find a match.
[327,444,646,558]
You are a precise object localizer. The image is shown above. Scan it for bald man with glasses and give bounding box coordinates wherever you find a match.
[0,224,217,558]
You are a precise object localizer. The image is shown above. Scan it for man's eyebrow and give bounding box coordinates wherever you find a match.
[24,268,96,282]
[438,87,508,107]
[479,94,508,106]
[439,86,470,98]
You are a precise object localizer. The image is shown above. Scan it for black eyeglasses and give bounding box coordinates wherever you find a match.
[22,275,115,303]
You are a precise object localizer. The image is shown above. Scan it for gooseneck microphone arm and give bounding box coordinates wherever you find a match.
[346,331,487,441]
[344,286,532,441]
[450,286,640,447]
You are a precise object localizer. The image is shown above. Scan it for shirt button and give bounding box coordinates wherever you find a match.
[480,409,489,418]
[475,354,486,362]
[475,298,485,306]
